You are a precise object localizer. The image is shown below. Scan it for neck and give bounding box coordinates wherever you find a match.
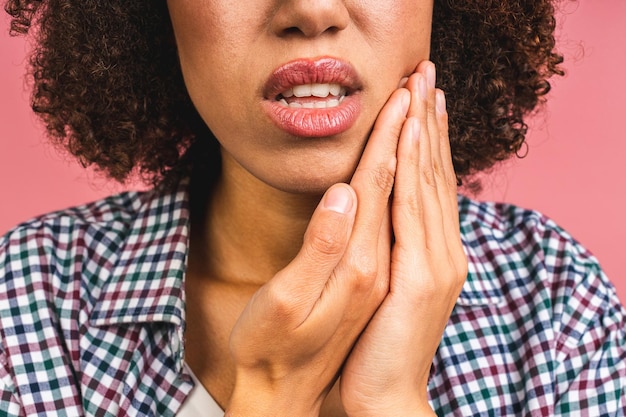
[189,154,322,286]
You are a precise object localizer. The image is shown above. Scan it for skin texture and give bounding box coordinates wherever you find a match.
[167,0,432,195]
[168,1,467,416]
[4,1,564,187]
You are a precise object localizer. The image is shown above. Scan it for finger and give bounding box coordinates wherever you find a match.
[376,200,392,291]
[408,66,465,290]
[407,62,440,185]
[416,60,439,149]
[392,116,426,249]
[343,88,409,272]
[412,63,464,273]
[418,61,456,221]
[270,184,357,324]
[435,89,467,275]
[350,87,409,224]
[420,61,458,247]
[404,71,447,252]
[435,89,460,233]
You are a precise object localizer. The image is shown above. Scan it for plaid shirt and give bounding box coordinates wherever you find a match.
[1,181,624,416]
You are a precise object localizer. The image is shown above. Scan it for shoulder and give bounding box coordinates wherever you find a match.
[0,186,192,415]
[0,191,152,328]
[458,194,591,261]
[0,181,190,323]
[456,193,624,346]
[1,189,147,241]
[432,196,626,416]
[458,194,608,288]
[0,190,148,283]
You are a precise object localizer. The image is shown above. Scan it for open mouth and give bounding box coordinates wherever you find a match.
[276,83,349,109]
[263,57,362,137]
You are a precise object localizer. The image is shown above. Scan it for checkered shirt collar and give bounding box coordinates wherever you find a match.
[89,179,191,329]
[85,184,496,331]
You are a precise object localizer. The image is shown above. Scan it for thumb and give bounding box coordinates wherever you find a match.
[270,184,357,319]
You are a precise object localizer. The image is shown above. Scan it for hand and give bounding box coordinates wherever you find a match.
[225,87,411,416]
[339,61,468,416]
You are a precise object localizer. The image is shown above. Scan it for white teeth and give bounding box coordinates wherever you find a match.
[278,97,344,109]
[293,84,312,97]
[286,83,344,98]
[326,99,340,108]
[311,84,330,98]
[277,83,348,109]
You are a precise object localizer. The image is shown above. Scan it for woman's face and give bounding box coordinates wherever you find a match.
[167,0,433,194]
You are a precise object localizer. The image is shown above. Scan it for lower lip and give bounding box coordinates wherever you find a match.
[263,95,361,138]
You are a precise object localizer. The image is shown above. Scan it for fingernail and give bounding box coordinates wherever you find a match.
[418,75,427,100]
[400,89,410,115]
[436,90,447,114]
[426,63,436,89]
[410,117,421,142]
[398,77,409,88]
[325,186,353,214]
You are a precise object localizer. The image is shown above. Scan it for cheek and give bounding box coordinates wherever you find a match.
[169,2,255,86]
[359,1,433,67]
[168,6,259,133]
[395,4,433,68]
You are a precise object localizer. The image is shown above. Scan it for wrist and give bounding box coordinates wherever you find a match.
[351,405,436,417]
[226,395,320,417]
[347,393,435,417]
[226,373,323,417]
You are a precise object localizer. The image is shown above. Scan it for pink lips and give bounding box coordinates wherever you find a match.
[262,57,362,138]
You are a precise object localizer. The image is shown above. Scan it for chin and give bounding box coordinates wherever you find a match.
[264,167,357,196]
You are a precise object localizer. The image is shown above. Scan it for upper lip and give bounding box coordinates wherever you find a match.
[263,57,362,101]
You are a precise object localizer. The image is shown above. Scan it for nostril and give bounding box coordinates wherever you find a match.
[270,2,350,38]
[279,26,342,39]
[282,27,302,36]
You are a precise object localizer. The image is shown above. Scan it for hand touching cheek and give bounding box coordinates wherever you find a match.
[340,61,467,417]
[226,89,412,417]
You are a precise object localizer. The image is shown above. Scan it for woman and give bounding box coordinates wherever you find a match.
[1,1,624,416]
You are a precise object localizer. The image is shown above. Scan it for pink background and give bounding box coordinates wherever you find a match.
[1,2,625,302]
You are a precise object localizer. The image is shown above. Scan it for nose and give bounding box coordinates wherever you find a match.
[271,0,350,38]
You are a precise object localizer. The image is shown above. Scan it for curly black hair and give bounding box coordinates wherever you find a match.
[4,0,564,188]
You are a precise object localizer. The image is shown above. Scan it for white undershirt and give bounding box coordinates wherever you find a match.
[178,364,225,417]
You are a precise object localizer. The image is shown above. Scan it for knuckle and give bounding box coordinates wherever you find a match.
[455,253,469,285]
[420,165,437,189]
[441,270,461,292]
[371,273,390,300]
[357,163,396,197]
[412,257,466,301]
[353,254,378,279]
[440,113,450,129]
[445,171,458,191]
[354,266,378,290]
[439,258,468,296]
[427,103,438,120]
[395,192,421,215]
[305,228,345,258]
[417,273,439,297]
[432,159,444,181]
[266,285,296,317]
[347,254,379,292]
